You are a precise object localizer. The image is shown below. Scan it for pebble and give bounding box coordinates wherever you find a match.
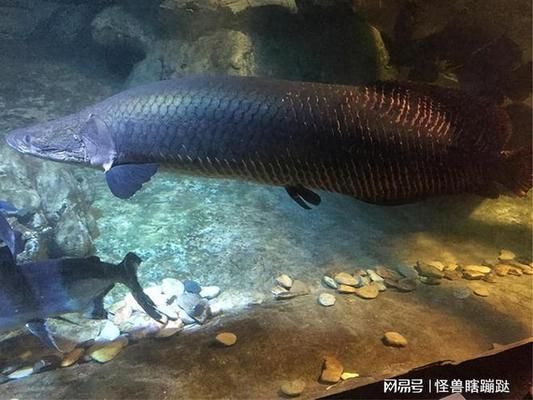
[483,274,497,283]
[384,278,417,292]
[178,309,197,325]
[463,265,491,274]
[353,269,367,277]
[96,320,121,342]
[280,379,306,397]
[376,266,402,280]
[463,271,485,280]
[290,280,310,295]
[7,365,34,380]
[322,276,338,289]
[320,356,343,384]
[428,261,445,271]
[337,284,357,294]
[157,319,184,338]
[375,281,387,292]
[340,372,359,380]
[88,336,128,363]
[334,272,359,287]
[33,356,61,373]
[200,286,221,299]
[444,270,462,280]
[444,264,459,271]
[420,276,441,285]
[318,293,336,307]
[215,332,237,346]
[494,264,510,276]
[415,262,444,279]
[473,287,489,297]
[498,249,516,262]
[507,267,523,276]
[396,264,419,279]
[383,331,408,347]
[61,348,85,367]
[271,285,289,296]
[276,274,293,289]
[453,286,472,299]
[354,283,379,299]
[112,303,133,325]
[510,261,533,274]
[161,278,185,298]
[366,269,384,282]
[183,280,202,294]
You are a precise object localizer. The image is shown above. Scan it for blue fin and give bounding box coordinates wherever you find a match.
[105,163,159,199]
[0,213,17,262]
[26,319,62,352]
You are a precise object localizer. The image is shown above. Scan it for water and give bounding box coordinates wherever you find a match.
[0,1,531,398]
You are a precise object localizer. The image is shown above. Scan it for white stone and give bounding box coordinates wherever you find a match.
[161,278,185,298]
[318,293,336,307]
[276,274,293,289]
[498,249,516,261]
[334,272,358,286]
[463,265,491,274]
[157,319,184,338]
[322,275,338,289]
[96,320,121,342]
[366,269,384,282]
[200,285,221,299]
[178,309,196,325]
[7,366,33,379]
[428,261,445,271]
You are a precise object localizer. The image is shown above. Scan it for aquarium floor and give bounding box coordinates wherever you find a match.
[2,274,532,399]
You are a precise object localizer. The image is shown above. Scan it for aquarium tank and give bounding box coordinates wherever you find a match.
[0,0,531,399]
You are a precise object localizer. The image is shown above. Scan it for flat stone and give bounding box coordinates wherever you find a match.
[215,332,237,346]
[96,320,121,342]
[199,285,221,299]
[334,272,359,287]
[33,356,61,373]
[161,278,185,298]
[473,287,489,297]
[415,262,444,279]
[494,264,510,276]
[157,319,184,338]
[463,271,485,280]
[340,372,359,380]
[183,280,202,294]
[7,365,34,380]
[320,356,343,384]
[508,267,523,276]
[498,249,516,262]
[354,283,379,299]
[383,331,407,347]
[375,266,402,280]
[318,293,336,307]
[271,285,289,296]
[322,276,338,289]
[427,261,445,271]
[384,278,417,292]
[353,269,367,277]
[276,274,293,289]
[87,336,128,363]
[463,265,491,274]
[61,348,85,368]
[420,276,441,285]
[375,281,387,292]
[396,264,419,279]
[444,270,462,280]
[178,309,196,325]
[509,260,533,274]
[444,264,459,271]
[112,303,133,325]
[280,379,306,397]
[483,274,497,283]
[337,284,357,294]
[453,287,472,299]
[366,269,384,282]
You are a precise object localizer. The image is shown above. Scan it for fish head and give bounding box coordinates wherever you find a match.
[5,113,91,165]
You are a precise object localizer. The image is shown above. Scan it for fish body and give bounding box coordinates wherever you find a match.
[0,214,163,349]
[5,76,531,205]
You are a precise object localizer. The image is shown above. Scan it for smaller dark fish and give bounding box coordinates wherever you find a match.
[0,213,166,351]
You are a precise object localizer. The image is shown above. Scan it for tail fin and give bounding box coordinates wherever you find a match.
[118,253,165,323]
[496,148,532,197]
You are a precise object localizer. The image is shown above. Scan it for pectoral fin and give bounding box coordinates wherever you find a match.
[84,284,114,319]
[26,319,62,352]
[105,164,159,199]
[285,185,321,209]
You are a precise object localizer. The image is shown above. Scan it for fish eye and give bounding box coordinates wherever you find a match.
[23,134,32,144]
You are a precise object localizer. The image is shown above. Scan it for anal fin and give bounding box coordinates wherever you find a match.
[285,185,321,209]
[26,319,62,352]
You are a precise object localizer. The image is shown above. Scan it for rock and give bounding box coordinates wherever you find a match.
[415,262,444,279]
[396,264,419,279]
[354,283,379,299]
[33,356,61,373]
[271,285,289,297]
[420,276,441,285]
[507,267,523,276]
[444,264,459,271]
[473,286,489,297]
[112,303,133,325]
[383,332,408,347]
[341,372,359,380]
[375,281,387,292]
[7,365,34,380]
[178,309,196,325]
[337,284,357,294]
[280,379,306,397]
[157,319,184,338]
[463,271,485,280]
[334,272,359,286]
[183,280,202,294]
[353,269,367,277]
[320,356,343,384]
[509,261,533,274]
[199,285,221,299]
[48,316,105,348]
[375,266,402,280]
[427,261,445,271]
[88,336,128,363]
[384,278,417,292]
[523,267,533,275]
[120,312,162,339]
[61,348,85,368]
[322,276,338,289]
[494,264,510,276]
[161,278,185,298]
[444,270,462,280]
[318,293,336,307]
[215,332,237,346]
[498,249,516,262]
[96,321,121,343]
[463,265,491,274]
[276,274,293,289]
[453,287,472,299]
[177,292,208,322]
[483,274,497,283]
[366,269,384,282]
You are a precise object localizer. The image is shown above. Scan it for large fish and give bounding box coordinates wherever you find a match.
[0,214,165,350]
[5,76,531,208]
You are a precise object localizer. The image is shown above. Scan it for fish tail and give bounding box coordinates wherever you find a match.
[496,148,532,197]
